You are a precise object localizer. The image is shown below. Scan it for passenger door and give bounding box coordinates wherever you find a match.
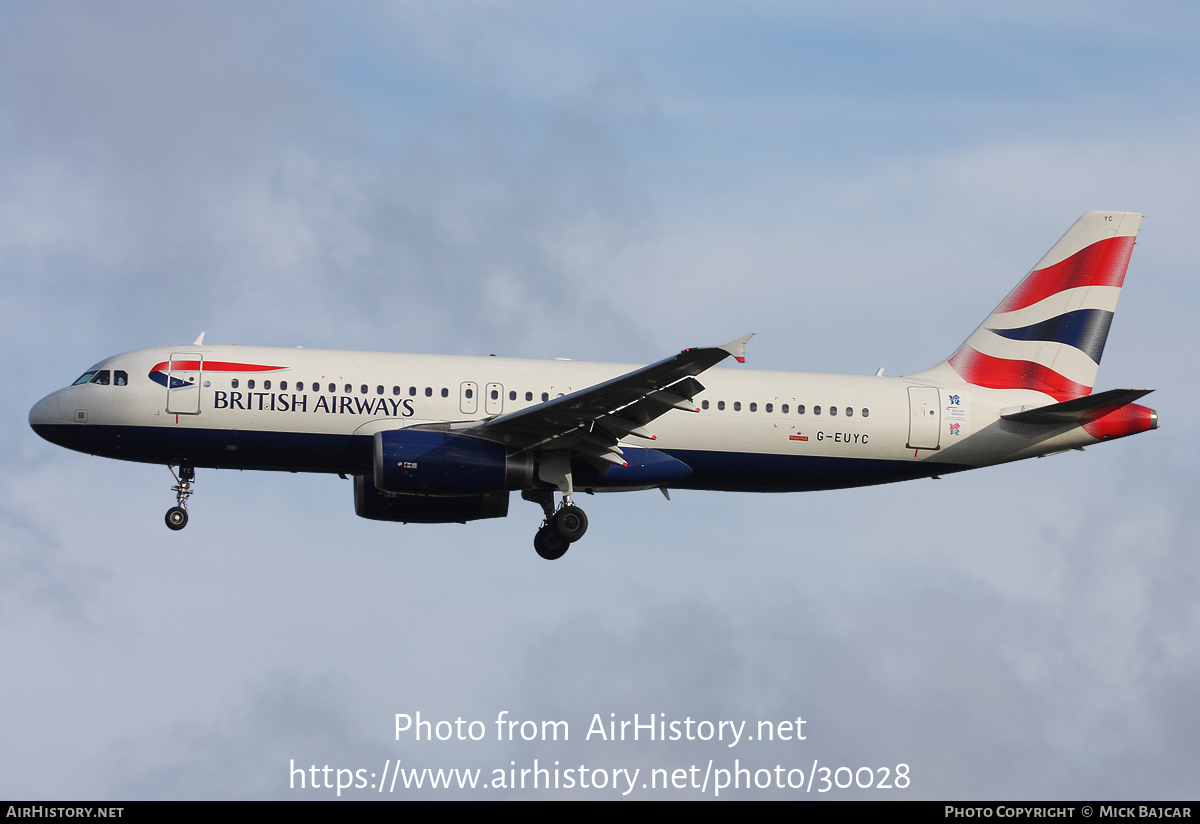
[906,386,940,450]
[166,353,203,415]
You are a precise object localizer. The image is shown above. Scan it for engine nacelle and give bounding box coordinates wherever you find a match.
[373,429,534,495]
[354,474,509,523]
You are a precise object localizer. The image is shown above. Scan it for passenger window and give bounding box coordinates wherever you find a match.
[491,390,498,400]
[525,392,533,401]
[814,405,821,415]
[734,402,741,411]
[359,385,366,394]
[718,401,725,410]
[765,403,773,413]
[845,407,853,417]
[541,392,549,402]
[465,388,473,399]
[441,388,448,398]
[425,387,433,397]
[264,380,272,390]
[749,402,757,412]
[392,386,400,395]
[328,383,336,393]
[72,371,98,385]
[91,370,111,385]
[701,400,709,410]
[114,370,128,386]
[409,387,416,396]
[782,404,789,414]
[344,384,351,393]
[797,405,805,414]
[232,379,240,389]
[862,408,870,418]
[509,391,516,401]
[248,379,256,390]
[830,406,837,416]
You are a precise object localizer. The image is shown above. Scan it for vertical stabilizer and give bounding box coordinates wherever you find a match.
[918,211,1141,401]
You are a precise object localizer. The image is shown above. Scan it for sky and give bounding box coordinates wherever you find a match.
[1,0,1198,799]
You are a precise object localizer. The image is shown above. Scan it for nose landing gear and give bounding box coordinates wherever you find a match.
[165,465,195,531]
[524,489,589,561]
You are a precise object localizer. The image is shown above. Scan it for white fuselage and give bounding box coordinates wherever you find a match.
[29,343,1115,493]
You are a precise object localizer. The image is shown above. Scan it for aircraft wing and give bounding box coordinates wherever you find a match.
[467,334,753,465]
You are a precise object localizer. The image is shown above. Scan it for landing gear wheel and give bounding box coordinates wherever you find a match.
[534,526,569,560]
[165,506,188,531]
[167,465,196,529]
[552,506,588,543]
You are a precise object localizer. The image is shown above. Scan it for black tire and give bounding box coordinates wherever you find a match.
[534,526,569,560]
[552,506,588,543]
[165,507,188,531]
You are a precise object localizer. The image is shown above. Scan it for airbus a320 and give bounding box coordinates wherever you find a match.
[29,211,1157,559]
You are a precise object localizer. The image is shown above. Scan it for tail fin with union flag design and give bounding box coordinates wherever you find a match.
[917,211,1141,401]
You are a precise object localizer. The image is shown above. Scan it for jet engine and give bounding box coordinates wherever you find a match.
[373,429,534,495]
[354,473,509,523]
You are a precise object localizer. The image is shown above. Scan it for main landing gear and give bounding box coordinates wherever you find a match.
[524,489,588,561]
[165,465,195,531]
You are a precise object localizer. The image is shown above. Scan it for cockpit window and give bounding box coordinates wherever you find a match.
[72,371,98,385]
[114,370,128,386]
[90,370,111,385]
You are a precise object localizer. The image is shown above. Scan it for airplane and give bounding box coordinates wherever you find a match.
[28,211,1157,560]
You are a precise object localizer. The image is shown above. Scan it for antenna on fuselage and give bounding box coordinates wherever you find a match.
[193,332,206,346]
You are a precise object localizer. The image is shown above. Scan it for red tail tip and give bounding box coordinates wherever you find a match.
[1082,403,1157,441]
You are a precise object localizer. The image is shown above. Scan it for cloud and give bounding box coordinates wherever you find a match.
[112,670,372,799]
[2,0,1198,800]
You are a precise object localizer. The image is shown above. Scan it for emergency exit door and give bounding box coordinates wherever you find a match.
[485,383,504,415]
[460,382,479,415]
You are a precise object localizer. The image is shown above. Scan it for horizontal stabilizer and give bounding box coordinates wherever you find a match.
[1001,388,1153,425]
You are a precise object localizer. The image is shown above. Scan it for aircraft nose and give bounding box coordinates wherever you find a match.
[29,392,61,432]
